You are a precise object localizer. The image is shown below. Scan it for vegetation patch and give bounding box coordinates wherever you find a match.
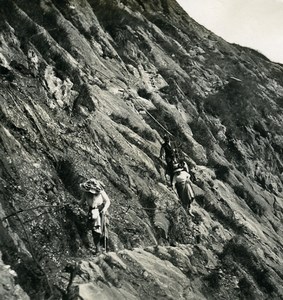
[110,112,157,142]
[190,118,215,150]
[196,195,244,234]
[137,189,157,221]
[137,87,152,100]
[54,158,83,198]
[233,185,265,216]
[204,270,221,289]
[214,164,230,182]
[220,237,278,296]
[203,79,275,142]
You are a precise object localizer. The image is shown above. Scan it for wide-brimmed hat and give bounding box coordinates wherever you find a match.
[80,178,104,194]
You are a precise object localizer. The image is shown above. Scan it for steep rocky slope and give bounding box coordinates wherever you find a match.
[1,0,283,299]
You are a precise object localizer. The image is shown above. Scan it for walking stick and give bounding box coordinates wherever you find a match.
[103,213,107,252]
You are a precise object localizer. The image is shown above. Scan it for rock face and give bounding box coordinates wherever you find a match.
[0,0,283,299]
[0,252,30,300]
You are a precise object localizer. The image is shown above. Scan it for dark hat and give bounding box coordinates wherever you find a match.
[163,135,170,141]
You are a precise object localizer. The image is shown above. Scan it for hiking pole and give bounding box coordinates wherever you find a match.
[104,234,107,252]
[103,214,107,252]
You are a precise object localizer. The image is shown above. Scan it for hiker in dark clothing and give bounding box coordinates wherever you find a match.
[80,178,110,254]
[159,135,176,185]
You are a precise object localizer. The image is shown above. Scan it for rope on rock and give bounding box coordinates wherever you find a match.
[134,97,187,162]
[2,204,64,221]
[134,97,174,138]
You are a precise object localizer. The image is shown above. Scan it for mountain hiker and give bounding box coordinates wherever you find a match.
[172,163,195,215]
[80,178,110,254]
[178,158,197,184]
[159,135,176,185]
[177,159,189,172]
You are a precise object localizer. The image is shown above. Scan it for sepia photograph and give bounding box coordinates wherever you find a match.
[0,0,282,299]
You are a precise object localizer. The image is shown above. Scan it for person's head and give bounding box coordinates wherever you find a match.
[80,178,104,195]
[163,135,170,142]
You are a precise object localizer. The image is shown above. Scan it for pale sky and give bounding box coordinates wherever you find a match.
[176,0,283,63]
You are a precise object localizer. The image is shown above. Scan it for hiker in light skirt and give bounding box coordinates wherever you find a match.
[172,166,195,213]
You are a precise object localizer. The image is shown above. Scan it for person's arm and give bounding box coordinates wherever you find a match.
[183,162,189,173]
[159,145,165,158]
[79,193,86,206]
[101,190,110,213]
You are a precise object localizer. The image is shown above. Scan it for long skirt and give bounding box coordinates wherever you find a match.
[88,209,109,239]
[87,210,109,250]
[175,180,194,209]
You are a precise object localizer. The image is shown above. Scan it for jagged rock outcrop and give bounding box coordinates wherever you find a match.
[1,0,283,299]
[0,251,30,300]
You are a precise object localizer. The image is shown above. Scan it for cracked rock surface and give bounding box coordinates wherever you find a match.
[0,0,283,299]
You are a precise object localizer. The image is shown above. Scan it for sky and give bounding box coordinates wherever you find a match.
[176,0,283,63]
